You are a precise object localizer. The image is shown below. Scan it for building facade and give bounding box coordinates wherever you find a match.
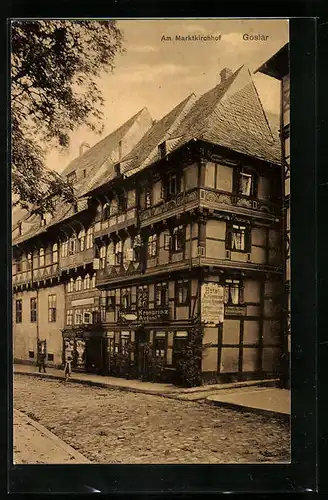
[256,43,290,387]
[12,65,286,386]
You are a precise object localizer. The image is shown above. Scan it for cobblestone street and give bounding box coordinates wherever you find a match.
[14,374,290,464]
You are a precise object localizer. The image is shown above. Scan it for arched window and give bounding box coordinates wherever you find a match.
[67,277,75,293]
[103,203,111,220]
[39,247,45,267]
[84,274,90,290]
[78,230,85,252]
[76,276,82,291]
[91,274,96,288]
[52,243,58,263]
[86,227,93,249]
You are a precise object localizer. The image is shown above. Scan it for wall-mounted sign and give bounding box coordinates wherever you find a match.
[225,305,246,316]
[71,297,95,307]
[118,307,169,323]
[201,282,224,324]
[120,312,138,321]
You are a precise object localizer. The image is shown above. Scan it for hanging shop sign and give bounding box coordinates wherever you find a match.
[201,282,224,324]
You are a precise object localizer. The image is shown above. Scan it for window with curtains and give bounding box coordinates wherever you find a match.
[235,168,258,197]
[78,230,85,251]
[67,278,75,293]
[99,245,106,269]
[68,236,77,255]
[137,285,149,309]
[76,276,82,291]
[85,227,93,249]
[48,294,57,322]
[121,288,131,309]
[39,247,45,267]
[30,297,37,322]
[115,241,123,265]
[155,282,168,307]
[52,244,58,263]
[226,224,250,253]
[16,299,22,323]
[84,274,90,290]
[66,309,73,325]
[164,172,181,199]
[224,279,243,305]
[176,280,190,306]
[171,225,185,253]
[154,331,166,359]
[26,252,32,270]
[148,234,158,258]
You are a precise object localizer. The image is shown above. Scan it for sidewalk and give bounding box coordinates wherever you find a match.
[13,409,91,464]
[207,387,291,419]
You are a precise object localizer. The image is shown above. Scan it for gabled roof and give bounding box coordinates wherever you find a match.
[88,93,196,191]
[12,108,152,246]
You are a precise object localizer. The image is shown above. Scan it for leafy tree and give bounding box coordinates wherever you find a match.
[11,20,124,213]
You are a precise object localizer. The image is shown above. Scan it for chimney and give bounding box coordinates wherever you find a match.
[79,142,90,157]
[220,67,233,83]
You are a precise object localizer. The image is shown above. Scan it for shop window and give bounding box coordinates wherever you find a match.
[26,252,32,270]
[29,350,34,359]
[83,274,90,290]
[224,279,243,305]
[16,299,22,323]
[66,309,73,325]
[176,280,190,306]
[75,309,83,325]
[48,294,57,322]
[155,282,168,307]
[47,353,54,361]
[78,230,85,252]
[52,244,58,264]
[137,285,149,309]
[39,247,45,267]
[30,297,37,322]
[76,276,82,291]
[148,234,158,258]
[121,288,131,309]
[85,227,93,249]
[173,331,188,366]
[154,331,166,359]
[120,331,130,354]
[226,224,251,253]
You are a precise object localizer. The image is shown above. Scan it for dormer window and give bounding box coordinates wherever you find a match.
[158,141,167,158]
[67,171,77,185]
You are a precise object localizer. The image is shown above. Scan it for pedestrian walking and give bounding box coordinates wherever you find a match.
[38,350,46,373]
[64,355,72,381]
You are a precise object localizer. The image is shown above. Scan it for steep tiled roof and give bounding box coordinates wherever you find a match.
[88,93,196,191]
[12,108,152,246]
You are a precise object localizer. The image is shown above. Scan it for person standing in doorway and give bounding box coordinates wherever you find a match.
[38,348,46,373]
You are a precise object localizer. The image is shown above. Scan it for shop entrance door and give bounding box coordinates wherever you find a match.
[85,337,103,374]
[135,327,148,379]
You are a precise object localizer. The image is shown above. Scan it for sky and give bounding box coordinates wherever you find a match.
[46,18,289,173]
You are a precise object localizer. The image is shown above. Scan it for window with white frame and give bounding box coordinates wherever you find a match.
[155,282,169,307]
[83,274,90,290]
[224,279,242,305]
[67,278,75,293]
[78,230,85,252]
[68,236,77,255]
[148,234,157,258]
[75,309,82,325]
[85,227,93,249]
[227,224,250,253]
[176,280,189,306]
[115,241,123,265]
[76,276,82,291]
[52,243,58,263]
[91,274,96,288]
[154,331,166,359]
[236,169,257,197]
[39,247,45,267]
[172,226,185,253]
[99,245,106,269]
[61,240,68,258]
[48,294,56,322]
[66,309,73,326]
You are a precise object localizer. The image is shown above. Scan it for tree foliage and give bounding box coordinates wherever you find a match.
[11,20,124,213]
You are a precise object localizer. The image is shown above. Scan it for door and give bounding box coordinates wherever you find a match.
[85,337,103,373]
[135,328,148,379]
